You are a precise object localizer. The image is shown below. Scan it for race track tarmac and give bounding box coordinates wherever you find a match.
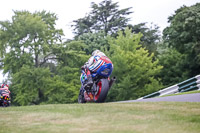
[117,93,200,103]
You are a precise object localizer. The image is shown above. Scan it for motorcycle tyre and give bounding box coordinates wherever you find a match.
[94,79,109,103]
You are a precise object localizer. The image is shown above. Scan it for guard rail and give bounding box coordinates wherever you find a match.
[138,74,200,100]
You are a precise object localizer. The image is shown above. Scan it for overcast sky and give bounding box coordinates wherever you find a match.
[0,0,199,83]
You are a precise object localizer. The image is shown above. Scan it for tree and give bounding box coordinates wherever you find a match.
[0,10,88,105]
[72,0,132,37]
[52,40,89,103]
[11,66,52,105]
[106,28,163,101]
[157,46,188,86]
[77,31,109,54]
[163,3,200,77]
[128,23,161,55]
[0,10,63,74]
[10,65,80,106]
[55,40,89,67]
[44,75,79,104]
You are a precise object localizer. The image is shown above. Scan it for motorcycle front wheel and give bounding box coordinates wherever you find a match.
[94,79,109,103]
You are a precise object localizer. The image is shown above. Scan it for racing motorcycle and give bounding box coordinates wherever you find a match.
[78,63,116,103]
[0,88,11,107]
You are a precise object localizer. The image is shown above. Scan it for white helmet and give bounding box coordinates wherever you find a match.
[92,49,106,56]
[92,50,100,56]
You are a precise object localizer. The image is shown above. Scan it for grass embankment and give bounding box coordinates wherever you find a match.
[0,102,200,133]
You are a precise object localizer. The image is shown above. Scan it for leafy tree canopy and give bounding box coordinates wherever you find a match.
[77,31,109,54]
[157,46,188,86]
[128,23,161,55]
[0,10,64,74]
[72,0,132,37]
[107,28,163,101]
[163,3,200,76]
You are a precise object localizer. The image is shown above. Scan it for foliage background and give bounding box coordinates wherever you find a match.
[0,0,199,105]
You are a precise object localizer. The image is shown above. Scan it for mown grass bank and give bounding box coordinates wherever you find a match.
[0,102,200,133]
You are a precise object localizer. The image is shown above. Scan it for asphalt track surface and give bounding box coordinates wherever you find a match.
[118,93,200,103]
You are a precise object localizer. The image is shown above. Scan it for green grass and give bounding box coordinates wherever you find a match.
[161,90,200,97]
[0,102,200,133]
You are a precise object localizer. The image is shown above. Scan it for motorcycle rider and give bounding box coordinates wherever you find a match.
[0,84,10,94]
[1,84,9,89]
[81,50,113,89]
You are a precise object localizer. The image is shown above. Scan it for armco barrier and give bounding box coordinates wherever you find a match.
[138,74,200,100]
[178,75,199,92]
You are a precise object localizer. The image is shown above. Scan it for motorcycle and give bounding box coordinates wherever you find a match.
[78,63,116,103]
[0,88,11,107]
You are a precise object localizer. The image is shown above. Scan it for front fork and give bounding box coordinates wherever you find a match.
[80,82,98,102]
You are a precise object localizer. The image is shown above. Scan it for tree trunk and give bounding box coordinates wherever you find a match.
[35,54,39,68]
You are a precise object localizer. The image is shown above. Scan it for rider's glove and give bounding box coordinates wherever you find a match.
[81,65,85,70]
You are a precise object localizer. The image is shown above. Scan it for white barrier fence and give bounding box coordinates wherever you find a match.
[138,74,200,100]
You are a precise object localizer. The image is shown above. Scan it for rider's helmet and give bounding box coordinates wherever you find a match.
[1,84,9,88]
[92,50,100,56]
[92,50,106,56]
[4,85,9,89]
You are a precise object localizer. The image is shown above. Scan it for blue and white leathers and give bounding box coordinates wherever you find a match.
[80,63,113,84]
[85,52,106,70]
[89,55,105,72]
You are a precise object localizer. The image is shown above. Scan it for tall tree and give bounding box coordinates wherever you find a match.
[53,40,89,103]
[9,40,89,106]
[0,10,83,105]
[55,40,89,67]
[106,28,163,101]
[11,66,52,105]
[72,0,132,37]
[163,3,200,77]
[128,23,161,55]
[0,10,63,74]
[157,45,188,86]
[77,31,109,54]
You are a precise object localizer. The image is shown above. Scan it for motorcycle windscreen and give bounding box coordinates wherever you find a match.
[96,63,113,77]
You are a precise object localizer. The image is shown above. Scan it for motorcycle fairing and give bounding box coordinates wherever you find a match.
[96,63,113,77]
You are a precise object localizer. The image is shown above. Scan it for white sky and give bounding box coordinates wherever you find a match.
[0,0,199,83]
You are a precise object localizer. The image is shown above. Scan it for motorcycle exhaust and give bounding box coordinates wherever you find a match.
[109,76,116,88]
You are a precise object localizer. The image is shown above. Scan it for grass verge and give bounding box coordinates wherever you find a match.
[0,102,200,133]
